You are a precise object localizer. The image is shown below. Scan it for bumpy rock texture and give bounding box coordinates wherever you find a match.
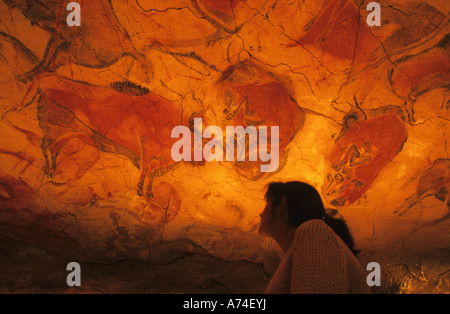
[0,0,448,293]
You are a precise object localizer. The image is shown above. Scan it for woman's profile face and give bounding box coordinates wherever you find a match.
[258,198,274,236]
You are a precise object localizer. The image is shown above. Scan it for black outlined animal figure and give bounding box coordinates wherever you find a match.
[2,0,152,82]
[395,158,449,223]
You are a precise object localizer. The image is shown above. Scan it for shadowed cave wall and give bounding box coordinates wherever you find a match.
[0,0,448,293]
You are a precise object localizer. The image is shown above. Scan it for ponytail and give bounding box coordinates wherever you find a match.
[323,214,360,256]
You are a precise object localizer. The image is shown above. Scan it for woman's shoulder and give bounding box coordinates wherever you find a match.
[294,219,340,247]
[295,219,331,235]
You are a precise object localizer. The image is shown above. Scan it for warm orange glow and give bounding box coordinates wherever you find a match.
[0,0,448,293]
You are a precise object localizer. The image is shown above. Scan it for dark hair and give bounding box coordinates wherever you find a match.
[265,181,360,256]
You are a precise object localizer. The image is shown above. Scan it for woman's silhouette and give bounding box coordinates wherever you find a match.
[259,181,371,294]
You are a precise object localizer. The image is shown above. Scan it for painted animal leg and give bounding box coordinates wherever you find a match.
[41,136,54,177]
[137,166,148,197]
[50,133,98,181]
[17,38,61,83]
[145,169,156,199]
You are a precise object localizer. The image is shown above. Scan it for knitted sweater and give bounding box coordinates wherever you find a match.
[265,219,371,294]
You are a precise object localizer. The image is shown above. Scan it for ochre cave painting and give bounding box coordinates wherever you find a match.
[322,106,408,206]
[128,0,272,48]
[2,0,151,82]
[30,60,303,192]
[216,61,305,179]
[29,74,190,200]
[390,33,450,99]
[287,0,380,63]
[0,0,447,235]
[381,2,445,51]
[395,159,450,223]
[26,64,304,221]
[188,0,267,34]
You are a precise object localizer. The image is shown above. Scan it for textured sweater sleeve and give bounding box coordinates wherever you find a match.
[290,220,349,294]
